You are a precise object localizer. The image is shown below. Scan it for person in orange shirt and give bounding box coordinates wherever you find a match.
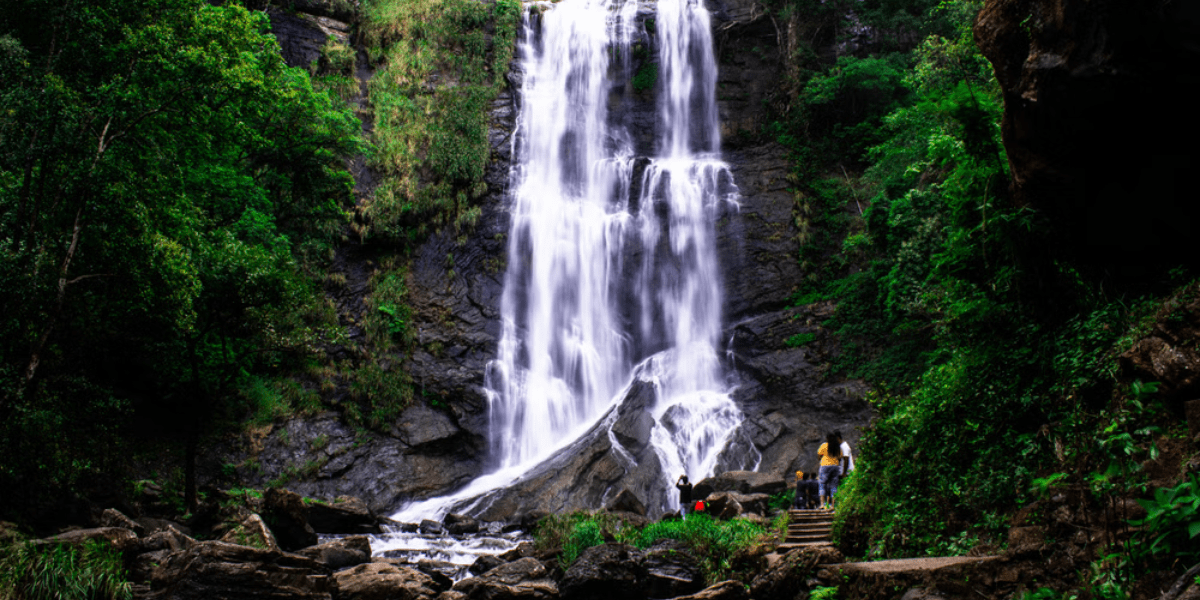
[816,432,843,509]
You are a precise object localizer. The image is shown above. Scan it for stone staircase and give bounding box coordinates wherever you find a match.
[779,508,834,550]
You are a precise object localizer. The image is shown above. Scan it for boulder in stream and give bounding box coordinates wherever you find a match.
[335,560,447,600]
[148,541,333,600]
[560,543,648,600]
[451,557,558,600]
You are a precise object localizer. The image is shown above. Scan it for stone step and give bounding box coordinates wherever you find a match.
[787,525,832,533]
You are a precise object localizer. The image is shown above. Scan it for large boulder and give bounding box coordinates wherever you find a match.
[462,380,677,520]
[749,545,843,600]
[560,544,648,600]
[262,488,317,551]
[296,536,372,570]
[130,526,197,583]
[605,488,648,517]
[218,512,280,551]
[147,541,333,600]
[644,539,705,599]
[675,581,749,600]
[451,557,559,600]
[334,560,447,600]
[41,527,139,553]
[100,508,145,536]
[444,513,480,535]
[307,496,381,534]
[693,471,786,500]
[703,491,770,519]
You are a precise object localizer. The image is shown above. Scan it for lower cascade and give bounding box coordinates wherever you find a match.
[393,0,758,524]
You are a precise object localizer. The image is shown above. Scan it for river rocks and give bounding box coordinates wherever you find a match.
[470,554,507,576]
[308,496,381,534]
[218,513,280,551]
[263,488,319,551]
[461,379,680,520]
[445,513,481,535]
[296,536,372,570]
[335,561,448,600]
[147,541,334,600]
[749,545,843,600]
[676,581,749,600]
[42,527,139,552]
[100,508,145,536]
[644,540,705,598]
[452,557,559,600]
[130,526,198,583]
[560,544,647,600]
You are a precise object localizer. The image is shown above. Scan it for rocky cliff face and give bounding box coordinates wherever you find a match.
[973,0,1200,283]
[244,0,872,519]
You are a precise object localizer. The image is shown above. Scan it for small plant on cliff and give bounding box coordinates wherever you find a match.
[0,539,131,600]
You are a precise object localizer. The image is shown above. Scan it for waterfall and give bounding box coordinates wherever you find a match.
[392,0,755,522]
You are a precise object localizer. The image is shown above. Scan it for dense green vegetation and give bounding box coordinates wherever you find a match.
[534,512,770,583]
[0,0,520,526]
[761,0,1197,593]
[0,0,359,518]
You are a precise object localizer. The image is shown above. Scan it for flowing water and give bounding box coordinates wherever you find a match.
[390,0,755,525]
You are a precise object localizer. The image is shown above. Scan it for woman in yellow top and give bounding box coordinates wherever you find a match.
[817,432,842,510]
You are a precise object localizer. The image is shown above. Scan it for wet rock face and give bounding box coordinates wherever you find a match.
[468,380,671,520]
[974,0,1200,281]
[223,412,483,514]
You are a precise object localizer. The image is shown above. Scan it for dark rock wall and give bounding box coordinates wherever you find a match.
[974,0,1200,283]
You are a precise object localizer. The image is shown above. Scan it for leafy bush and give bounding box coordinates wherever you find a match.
[535,512,766,582]
[628,514,766,583]
[0,539,131,600]
[1130,473,1200,564]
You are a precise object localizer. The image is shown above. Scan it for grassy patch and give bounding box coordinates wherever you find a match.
[0,539,132,600]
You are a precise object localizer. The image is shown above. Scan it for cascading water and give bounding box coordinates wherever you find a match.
[391,0,757,524]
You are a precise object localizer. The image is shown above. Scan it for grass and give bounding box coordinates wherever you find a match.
[0,539,132,600]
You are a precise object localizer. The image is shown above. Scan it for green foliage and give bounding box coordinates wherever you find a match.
[0,0,360,516]
[1130,473,1200,564]
[784,333,817,348]
[561,520,604,568]
[358,0,519,241]
[810,586,840,600]
[632,62,658,92]
[0,539,132,600]
[627,514,766,583]
[534,512,766,583]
